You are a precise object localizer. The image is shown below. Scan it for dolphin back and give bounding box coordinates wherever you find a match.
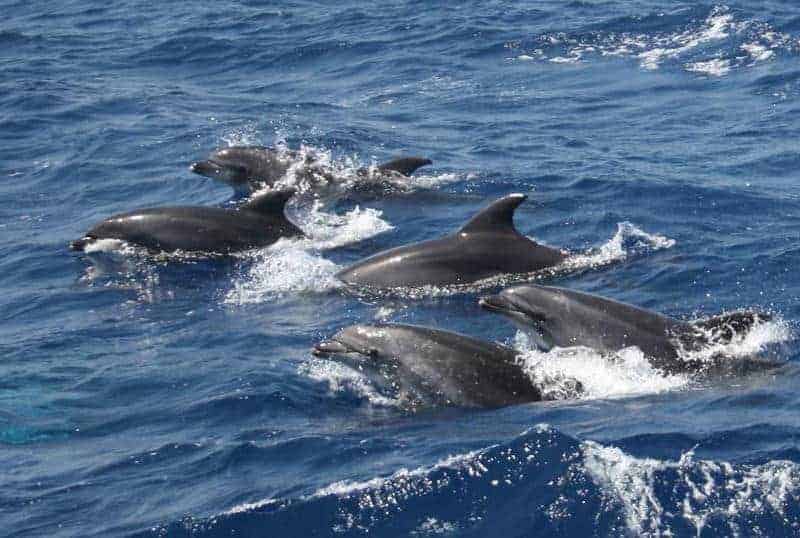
[377,156,432,176]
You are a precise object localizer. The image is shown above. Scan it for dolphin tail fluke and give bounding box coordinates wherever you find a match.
[377,156,432,176]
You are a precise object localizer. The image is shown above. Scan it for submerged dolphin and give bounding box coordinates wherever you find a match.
[313,323,579,407]
[70,189,302,255]
[480,284,776,375]
[190,146,432,193]
[336,194,567,289]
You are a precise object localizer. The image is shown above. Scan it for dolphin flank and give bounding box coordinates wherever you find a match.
[313,323,581,408]
[190,146,432,193]
[70,188,302,255]
[480,284,779,375]
[336,193,567,289]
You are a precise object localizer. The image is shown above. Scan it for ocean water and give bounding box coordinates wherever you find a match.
[2,1,800,536]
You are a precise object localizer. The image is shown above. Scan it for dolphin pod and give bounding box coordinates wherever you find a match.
[71,142,784,409]
[336,194,566,288]
[190,146,432,194]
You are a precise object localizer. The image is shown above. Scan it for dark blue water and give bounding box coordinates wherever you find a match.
[3,1,800,536]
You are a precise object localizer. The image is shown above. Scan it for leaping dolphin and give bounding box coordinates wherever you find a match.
[336,194,567,289]
[70,189,301,255]
[480,284,778,375]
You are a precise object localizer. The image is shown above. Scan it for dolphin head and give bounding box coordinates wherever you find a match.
[312,325,388,360]
[190,146,279,188]
[479,285,566,351]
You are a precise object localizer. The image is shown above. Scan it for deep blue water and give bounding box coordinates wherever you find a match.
[3,1,800,536]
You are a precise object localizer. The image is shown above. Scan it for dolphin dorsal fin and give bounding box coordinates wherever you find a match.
[459,193,527,234]
[242,188,296,215]
[377,156,432,176]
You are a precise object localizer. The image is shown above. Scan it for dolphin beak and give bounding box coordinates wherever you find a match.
[478,294,515,314]
[70,237,90,251]
[190,160,222,178]
[312,340,351,357]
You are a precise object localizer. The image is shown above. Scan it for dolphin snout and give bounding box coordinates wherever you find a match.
[190,160,215,176]
[312,340,351,357]
[478,294,513,314]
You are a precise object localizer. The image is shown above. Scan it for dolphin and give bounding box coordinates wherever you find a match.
[336,194,567,289]
[70,189,302,255]
[312,323,581,407]
[190,146,432,193]
[479,284,777,375]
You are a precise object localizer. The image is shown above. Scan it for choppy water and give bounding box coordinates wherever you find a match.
[2,1,800,536]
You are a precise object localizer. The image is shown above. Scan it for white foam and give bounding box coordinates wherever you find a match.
[560,221,675,274]
[223,239,341,305]
[82,238,136,255]
[638,8,735,70]
[680,314,793,363]
[741,41,775,62]
[523,6,794,76]
[311,448,486,499]
[412,518,458,535]
[224,497,279,515]
[220,124,264,147]
[513,332,689,401]
[300,200,394,250]
[686,58,731,77]
[299,358,401,408]
[223,201,393,304]
[583,442,800,536]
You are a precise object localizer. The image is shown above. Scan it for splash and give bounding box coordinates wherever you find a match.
[515,6,796,77]
[513,332,689,400]
[558,221,675,274]
[223,202,393,305]
[299,358,402,408]
[299,200,394,250]
[583,442,800,536]
[679,312,793,364]
[223,239,342,304]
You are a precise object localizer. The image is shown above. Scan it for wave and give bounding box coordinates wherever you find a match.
[140,425,800,537]
[512,5,798,77]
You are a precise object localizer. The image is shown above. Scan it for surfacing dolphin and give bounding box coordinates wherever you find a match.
[313,323,581,408]
[336,194,567,289]
[190,146,432,194]
[480,284,777,375]
[70,189,302,255]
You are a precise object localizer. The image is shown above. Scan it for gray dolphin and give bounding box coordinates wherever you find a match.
[336,194,567,289]
[313,323,579,407]
[70,189,302,255]
[480,284,777,375]
[190,146,432,193]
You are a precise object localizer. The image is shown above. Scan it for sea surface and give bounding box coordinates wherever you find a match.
[2,1,800,536]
